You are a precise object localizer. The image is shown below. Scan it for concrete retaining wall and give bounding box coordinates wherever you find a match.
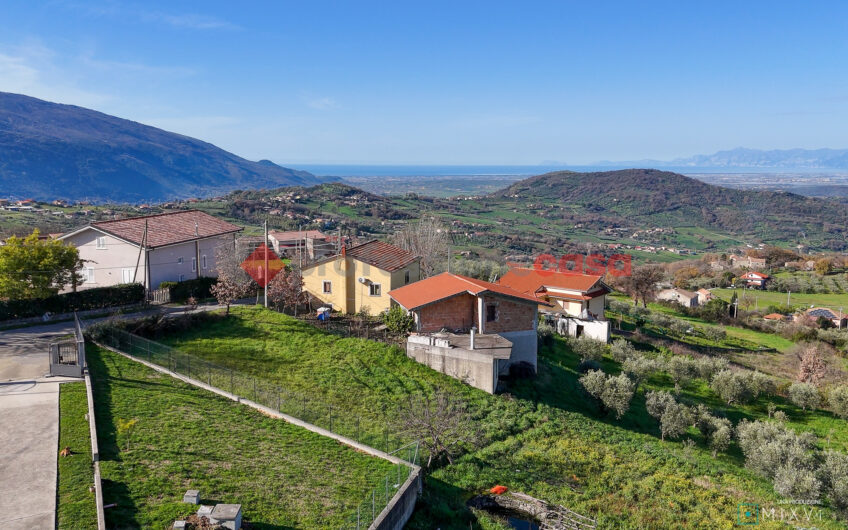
[370,466,422,530]
[83,371,107,530]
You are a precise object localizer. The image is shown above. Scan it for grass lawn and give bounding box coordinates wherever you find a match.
[140,306,847,528]
[87,345,395,529]
[57,382,98,529]
[713,287,848,311]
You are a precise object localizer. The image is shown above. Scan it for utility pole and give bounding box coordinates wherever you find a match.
[264,220,268,308]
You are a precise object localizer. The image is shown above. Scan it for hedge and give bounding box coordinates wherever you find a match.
[0,283,145,321]
[166,277,217,302]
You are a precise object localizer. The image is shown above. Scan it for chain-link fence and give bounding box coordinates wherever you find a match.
[95,326,421,529]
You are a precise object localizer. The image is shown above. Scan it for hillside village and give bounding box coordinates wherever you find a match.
[4,199,848,528]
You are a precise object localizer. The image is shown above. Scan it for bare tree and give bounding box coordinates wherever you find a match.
[392,216,449,278]
[398,390,477,467]
[267,266,309,315]
[617,265,664,307]
[210,241,254,315]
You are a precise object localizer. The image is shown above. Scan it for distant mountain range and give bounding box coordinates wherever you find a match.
[0,92,330,203]
[598,147,848,169]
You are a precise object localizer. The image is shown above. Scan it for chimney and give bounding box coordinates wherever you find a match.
[195,221,199,236]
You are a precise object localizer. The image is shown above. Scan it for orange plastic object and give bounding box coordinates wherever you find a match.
[489,485,508,495]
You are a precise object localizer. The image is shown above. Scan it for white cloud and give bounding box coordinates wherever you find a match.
[303,95,339,111]
[144,12,241,31]
[0,42,112,107]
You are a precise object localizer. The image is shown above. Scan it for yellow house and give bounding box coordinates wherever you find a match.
[302,240,421,314]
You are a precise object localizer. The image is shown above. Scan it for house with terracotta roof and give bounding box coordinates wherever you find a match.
[697,288,714,302]
[389,272,540,393]
[657,287,700,307]
[797,307,846,329]
[301,239,420,314]
[59,210,242,290]
[497,267,611,341]
[738,271,770,289]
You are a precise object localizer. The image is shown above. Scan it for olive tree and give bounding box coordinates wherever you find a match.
[570,336,608,362]
[610,338,636,362]
[693,405,733,457]
[789,382,820,412]
[710,369,754,405]
[829,385,848,420]
[579,370,636,419]
[646,390,691,441]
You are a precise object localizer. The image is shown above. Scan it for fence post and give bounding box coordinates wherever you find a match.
[230,370,234,396]
[385,476,388,506]
[169,349,172,372]
[208,363,212,386]
[371,489,375,522]
[384,423,388,453]
[187,355,191,379]
[329,408,334,433]
[253,378,257,402]
[356,417,360,442]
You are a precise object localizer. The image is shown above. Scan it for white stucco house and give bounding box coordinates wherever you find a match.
[59,210,242,290]
[497,266,612,342]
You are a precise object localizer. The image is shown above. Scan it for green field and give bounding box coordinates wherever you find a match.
[713,288,848,311]
[57,382,98,529]
[88,345,394,529]
[142,306,846,528]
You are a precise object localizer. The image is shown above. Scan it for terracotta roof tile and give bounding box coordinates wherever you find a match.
[389,272,540,310]
[89,210,241,248]
[345,240,419,272]
[498,267,606,297]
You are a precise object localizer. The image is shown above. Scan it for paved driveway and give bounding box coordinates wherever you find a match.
[0,323,75,381]
[0,380,61,530]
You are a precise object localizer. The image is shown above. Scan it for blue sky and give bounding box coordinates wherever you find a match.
[2,1,848,165]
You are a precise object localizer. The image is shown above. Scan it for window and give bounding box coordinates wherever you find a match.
[179,274,185,282]
[191,257,197,272]
[323,281,332,293]
[121,268,133,284]
[486,304,497,322]
[84,267,95,283]
[95,236,106,249]
[369,283,381,296]
[202,255,207,270]
[177,257,183,265]
[404,270,410,284]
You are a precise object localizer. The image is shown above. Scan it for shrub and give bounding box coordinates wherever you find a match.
[536,321,554,347]
[0,283,145,321]
[381,305,415,334]
[693,405,732,456]
[569,336,608,362]
[695,356,729,380]
[710,370,755,405]
[829,385,848,419]
[608,299,631,315]
[622,355,660,391]
[646,390,691,441]
[610,339,636,362]
[736,420,818,481]
[749,371,777,397]
[667,356,699,388]
[168,276,218,302]
[789,382,820,411]
[773,465,821,501]
[579,370,635,419]
[822,451,848,513]
[702,326,727,343]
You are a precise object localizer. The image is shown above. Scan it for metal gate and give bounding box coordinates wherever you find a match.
[49,312,86,377]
